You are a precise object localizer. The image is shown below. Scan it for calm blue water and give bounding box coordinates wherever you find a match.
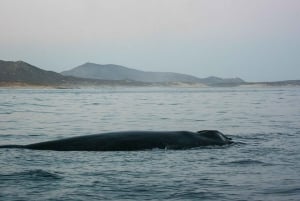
[0,87,300,201]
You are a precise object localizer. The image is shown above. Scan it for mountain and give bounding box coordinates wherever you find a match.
[61,63,202,83]
[61,62,245,85]
[0,60,67,85]
[0,60,148,87]
[3,60,298,88]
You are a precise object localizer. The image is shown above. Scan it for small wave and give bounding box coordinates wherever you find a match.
[233,134,266,141]
[236,132,298,140]
[0,169,63,181]
[186,144,234,150]
[229,141,246,146]
[263,187,300,195]
[0,111,12,114]
[28,134,42,136]
[182,118,206,122]
[224,159,272,166]
[194,119,206,122]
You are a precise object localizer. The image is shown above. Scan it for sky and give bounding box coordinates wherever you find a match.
[0,0,299,82]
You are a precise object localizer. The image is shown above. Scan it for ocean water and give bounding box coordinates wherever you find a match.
[0,87,299,201]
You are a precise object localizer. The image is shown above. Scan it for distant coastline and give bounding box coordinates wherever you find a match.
[0,60,299,88]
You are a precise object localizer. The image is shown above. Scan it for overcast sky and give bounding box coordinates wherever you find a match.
[0,0,299,81]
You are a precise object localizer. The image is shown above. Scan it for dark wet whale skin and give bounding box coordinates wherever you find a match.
[0,130,233,151]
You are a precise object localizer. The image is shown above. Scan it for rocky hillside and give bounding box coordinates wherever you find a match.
[0,60,148,87]
[0,60,68,85]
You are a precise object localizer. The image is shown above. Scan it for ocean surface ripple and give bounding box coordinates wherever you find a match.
[0,87,300,201]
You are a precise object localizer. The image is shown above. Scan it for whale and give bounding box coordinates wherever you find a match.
[0,130,233,151]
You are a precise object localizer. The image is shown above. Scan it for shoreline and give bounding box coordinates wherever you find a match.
[1,82,300,89]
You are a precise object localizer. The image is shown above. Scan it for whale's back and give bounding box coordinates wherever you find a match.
[1,130,233,151]
[25,131,199,151]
